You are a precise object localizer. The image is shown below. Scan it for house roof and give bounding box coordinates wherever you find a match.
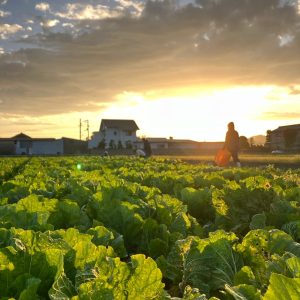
[147,138,168,143]
[32,138,56,141]
[273,124,300,132]
[0,138,56,142]
[0,133,56,142]
[168,139,198,144]
[100,119,139,131]
[0,138,16,142]
[11,133,32,140]
[198,141,223,145]
[136,138,199,144]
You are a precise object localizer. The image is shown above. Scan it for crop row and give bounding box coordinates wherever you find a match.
[0,157,299,299]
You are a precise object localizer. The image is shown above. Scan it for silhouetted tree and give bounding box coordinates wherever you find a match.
[98,139,106,149]
[265,130,272,146]
[239,136,249,149]
[249,137,254,147]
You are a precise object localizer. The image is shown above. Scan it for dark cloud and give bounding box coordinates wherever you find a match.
[0,0,300,116]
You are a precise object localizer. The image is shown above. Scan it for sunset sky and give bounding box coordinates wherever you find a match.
[1,0,300,141]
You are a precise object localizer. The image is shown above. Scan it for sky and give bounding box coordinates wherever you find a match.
[1,0,300,141]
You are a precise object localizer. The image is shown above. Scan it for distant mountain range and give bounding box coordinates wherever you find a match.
[248,135,266,146]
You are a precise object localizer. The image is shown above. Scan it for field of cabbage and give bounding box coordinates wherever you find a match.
[0,156,300,299]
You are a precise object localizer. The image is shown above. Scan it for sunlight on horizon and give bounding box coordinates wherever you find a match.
[2,85,299,141]
[100,85,288,141]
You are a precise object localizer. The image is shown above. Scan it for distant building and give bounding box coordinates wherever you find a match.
[87,118,225,154]
[198,141,224,153]
[147,138,169,149]
[0,133,87,155]
[135,137,199,151]
[248,135,266,146]
[135,137,222,154]
[168,138,199,150]
[88,119,139,149]
[61,137,88,154]
[268,124,300,151]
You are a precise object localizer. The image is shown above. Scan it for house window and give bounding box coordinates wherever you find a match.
[114,131,117,136]
[125,130,133,136]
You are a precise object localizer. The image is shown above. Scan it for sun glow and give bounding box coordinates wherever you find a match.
[3,85,298,141]
[101,86,275,141]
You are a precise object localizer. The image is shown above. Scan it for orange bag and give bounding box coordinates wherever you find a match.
[215,149,231,167]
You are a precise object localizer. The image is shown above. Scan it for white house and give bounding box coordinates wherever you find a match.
[0,133,87,155]
[10,133,63,155]
[18,139,64,155]
[88,119,139,149]
[89,132,102,149]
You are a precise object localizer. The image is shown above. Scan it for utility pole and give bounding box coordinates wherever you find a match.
[84,120,90,141]
[79,119,82,140]
[79,119,89,141]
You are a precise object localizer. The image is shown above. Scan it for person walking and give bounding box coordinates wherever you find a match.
[224,122,241,167]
